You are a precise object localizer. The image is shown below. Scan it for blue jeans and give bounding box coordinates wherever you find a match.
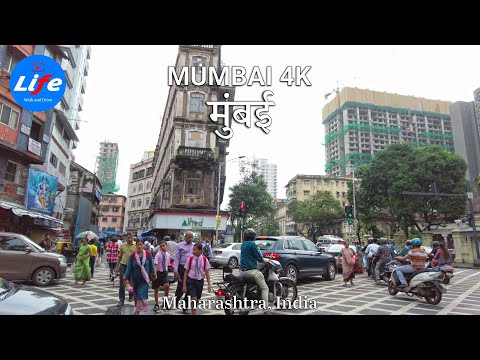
[394,265,416,286]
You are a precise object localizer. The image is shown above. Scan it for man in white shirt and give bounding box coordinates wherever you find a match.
[363,238,379,271]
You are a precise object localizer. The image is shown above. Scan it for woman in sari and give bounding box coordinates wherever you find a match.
[74,238,92,285]
[341,241,356,286]
[124,239,156,315]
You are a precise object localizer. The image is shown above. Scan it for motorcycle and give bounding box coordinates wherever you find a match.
[388,268,446,305]
[213,258,297,315]
[436,264,454,285]
[378,259,402,284]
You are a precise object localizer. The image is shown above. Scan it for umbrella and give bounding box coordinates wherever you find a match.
[76,231,99,241]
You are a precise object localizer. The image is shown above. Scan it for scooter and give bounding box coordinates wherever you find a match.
[388,268,446,305]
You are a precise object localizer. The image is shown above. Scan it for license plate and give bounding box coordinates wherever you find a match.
[216,295,225,302]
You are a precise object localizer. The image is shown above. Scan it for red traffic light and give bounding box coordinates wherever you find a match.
[239,203,245,211]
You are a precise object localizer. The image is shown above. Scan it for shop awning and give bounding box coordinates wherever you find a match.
[0,200,63,227]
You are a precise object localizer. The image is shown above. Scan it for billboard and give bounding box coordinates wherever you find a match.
[25,168,58,216]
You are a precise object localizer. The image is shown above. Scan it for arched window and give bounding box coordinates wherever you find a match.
[145,197,150,206]
[137,199,142,207]
[131,200,135,208]
[133,186,137,194]
[139,183,143,192]
[146,181,151,190]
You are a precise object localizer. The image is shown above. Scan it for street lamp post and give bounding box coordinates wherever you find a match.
[216,155,245,246]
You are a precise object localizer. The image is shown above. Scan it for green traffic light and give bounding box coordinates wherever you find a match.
[349,221,353,225]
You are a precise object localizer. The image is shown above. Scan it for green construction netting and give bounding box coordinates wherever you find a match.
[324,123,401,144]
[325,152,373,172]
[323,101,450,125]
[417,132,453,140]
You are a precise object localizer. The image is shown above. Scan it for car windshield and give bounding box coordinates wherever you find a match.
[327,244,356,254]
[254,240,276,250]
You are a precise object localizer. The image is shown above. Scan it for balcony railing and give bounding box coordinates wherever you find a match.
[176,146,214,158]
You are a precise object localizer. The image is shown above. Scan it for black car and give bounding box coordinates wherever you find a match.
[0,277,73,315]
[254,236,337,284]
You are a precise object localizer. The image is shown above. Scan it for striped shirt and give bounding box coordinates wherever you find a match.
[406,247,428,269]
[173,241,194,272]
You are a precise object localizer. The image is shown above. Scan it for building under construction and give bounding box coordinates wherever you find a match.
[96,141,119,194]
[323,87,453,176]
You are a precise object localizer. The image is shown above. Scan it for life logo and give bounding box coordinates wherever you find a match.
[10,55,66,112]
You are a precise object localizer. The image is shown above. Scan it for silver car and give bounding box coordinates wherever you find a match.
[209,243,242,268]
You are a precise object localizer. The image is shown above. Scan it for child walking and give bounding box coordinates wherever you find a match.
[153,241,171,312]
[182,242,212,315]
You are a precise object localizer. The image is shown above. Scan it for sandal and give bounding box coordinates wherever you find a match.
[153,304,160,312]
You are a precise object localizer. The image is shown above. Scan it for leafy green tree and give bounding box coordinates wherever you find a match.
[354,143,468,237]
[287,192,343,241]
[228,162,276,240]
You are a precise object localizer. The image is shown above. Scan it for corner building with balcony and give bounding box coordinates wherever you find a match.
[323,87,453,176]
[149,45,232,242]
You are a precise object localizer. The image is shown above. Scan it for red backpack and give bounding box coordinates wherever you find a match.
[187,255,207,271]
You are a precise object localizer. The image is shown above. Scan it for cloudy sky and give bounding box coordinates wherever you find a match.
[74,45,480,208]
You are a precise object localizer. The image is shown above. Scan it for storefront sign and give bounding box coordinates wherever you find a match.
[28,138,42,156]
[21,124,31,135]
[153,212,227,230]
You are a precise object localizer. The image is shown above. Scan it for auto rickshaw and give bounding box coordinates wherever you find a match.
[52,240,78,265]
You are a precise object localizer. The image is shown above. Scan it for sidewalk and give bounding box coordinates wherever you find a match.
[452,261,480,269]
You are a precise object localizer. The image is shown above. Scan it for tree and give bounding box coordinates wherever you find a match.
[228,162,276,240]
[355,143,468,237]
[287,192,343,241]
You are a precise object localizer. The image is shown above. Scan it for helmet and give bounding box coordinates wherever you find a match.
[406,240,412,246]
[379,238,388,245]
[432,241,440,248]
[411,238,422,247]
[162,236,171,242]
[243,228,257,241]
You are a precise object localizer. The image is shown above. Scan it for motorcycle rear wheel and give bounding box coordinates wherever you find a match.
[425,286,442,305]
[224,284,250,315]
[277,279,298,303]
[388,281,398,296]
[442,276,450,285]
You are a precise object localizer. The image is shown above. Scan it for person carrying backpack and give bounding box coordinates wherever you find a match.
[202,240,212,260]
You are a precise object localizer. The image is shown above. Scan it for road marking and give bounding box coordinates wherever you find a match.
[437,272,480,315]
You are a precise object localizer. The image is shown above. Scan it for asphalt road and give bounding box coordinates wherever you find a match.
[42,261,480,315]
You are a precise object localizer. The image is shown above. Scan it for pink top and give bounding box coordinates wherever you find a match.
[184,255,211,280]
[154,251,171,272]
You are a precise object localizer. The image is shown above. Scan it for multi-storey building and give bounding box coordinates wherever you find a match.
[98,194,126,232]
[32,45,90,222]
[323,87,453,176]
[283,174,351,237]
[0,45,68,240]
[96,141,119,194]
[275,199,287,235]
[256,158,277,199]
[450,101,480,185]
[149,45,232,243]
[124,151,154,235]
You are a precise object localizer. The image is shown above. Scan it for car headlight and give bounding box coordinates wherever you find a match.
[59,256,67,264]
[65,304,73,315]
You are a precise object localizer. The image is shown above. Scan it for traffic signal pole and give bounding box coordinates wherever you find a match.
[352,166,357,243]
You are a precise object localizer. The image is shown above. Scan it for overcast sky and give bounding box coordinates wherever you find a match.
[74,45,480,209]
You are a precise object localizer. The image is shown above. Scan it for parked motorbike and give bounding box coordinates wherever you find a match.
[388,268,446,305]
[213,258,297,315]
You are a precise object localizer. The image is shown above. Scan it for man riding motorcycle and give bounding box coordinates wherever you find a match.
[394,238,428,288]
[239,228,271,315]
